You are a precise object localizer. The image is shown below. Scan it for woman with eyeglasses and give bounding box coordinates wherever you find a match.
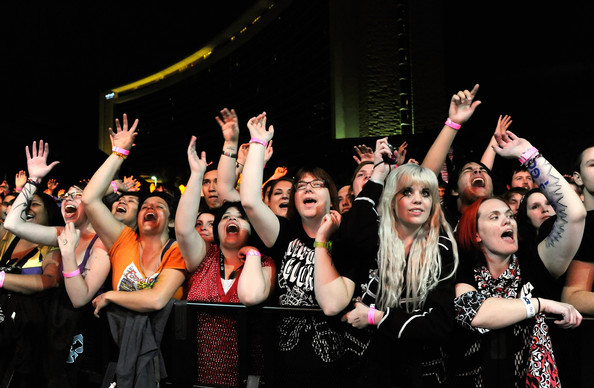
[240,113,348,387]
[2,140,111,386]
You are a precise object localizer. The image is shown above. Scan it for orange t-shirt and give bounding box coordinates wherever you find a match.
[108,226,186,300]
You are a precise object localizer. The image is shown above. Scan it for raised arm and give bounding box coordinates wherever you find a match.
[493,131,587,277]
[58,221,111,307]
[315,139,392,315]
[421,84,481,175]
[174,136,208,272]
[239,112,279,247]
[216,108,241,203]
[4,140,60,246]
[480,115,512,170]
[82,114,138,249]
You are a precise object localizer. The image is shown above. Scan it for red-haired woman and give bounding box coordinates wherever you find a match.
[453,131,585,387]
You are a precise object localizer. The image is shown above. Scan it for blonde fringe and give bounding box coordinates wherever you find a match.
[376,164,458,312]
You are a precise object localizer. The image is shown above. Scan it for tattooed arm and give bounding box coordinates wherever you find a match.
[493,131,586,278]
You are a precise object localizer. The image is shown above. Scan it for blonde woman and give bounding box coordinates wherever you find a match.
[315,138,459,387]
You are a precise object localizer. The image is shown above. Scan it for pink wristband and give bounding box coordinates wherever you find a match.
[368,304,376,325]
[445,118,461,130]
[63,268,81,278]
[112,146,130,156]
[246,250,261,257]
[250,137,267,147]
[111,180,118,193]
[519,146,539,165]
[0,271,5,288]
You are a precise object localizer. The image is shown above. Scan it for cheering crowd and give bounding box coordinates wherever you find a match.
[1,84,593,388]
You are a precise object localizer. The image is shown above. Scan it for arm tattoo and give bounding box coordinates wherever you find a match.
[527,157,567,248]
[15,184,35,223]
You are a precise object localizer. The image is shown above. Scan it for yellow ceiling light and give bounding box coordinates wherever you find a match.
[111,47,213,95]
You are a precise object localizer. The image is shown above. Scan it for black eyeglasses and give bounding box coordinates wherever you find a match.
[294,179,326,191]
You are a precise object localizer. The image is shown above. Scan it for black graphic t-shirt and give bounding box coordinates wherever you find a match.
[266,217,348,385]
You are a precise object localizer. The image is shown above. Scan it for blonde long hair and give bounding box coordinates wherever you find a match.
[376,164,458,312]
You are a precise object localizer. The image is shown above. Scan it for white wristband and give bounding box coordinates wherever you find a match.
[521,297,536,319]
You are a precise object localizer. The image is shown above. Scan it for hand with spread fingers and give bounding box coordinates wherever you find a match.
[26,140,60,180]
[109,113,138,152]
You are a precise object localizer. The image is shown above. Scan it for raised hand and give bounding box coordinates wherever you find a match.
[448,84,481,125]
[215,108,239,143]
[57,221,81,256]
[371,138,393,180]
[492,130,533,160]
[44,178,59,195]
[109,113,138,151]
[25,140,60,180]
[247,112,274,143]
[264,140,274,164]
[353,144,374,164]
[270,166,288,180]
[237,143,250,166]
[495,115,513,137]
[123,176,141,192]
[15,170,27,190]
[396,141,408,166]
[0,180,9,196]
[316,210,341,242]
[187,136,208,174]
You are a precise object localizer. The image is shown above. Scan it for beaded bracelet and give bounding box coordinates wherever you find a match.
[221,150,238,158]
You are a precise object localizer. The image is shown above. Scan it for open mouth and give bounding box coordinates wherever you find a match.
[26,212,35,221]
[64,204,77,214]
[472,177,485,187]
[225,223,239,234]
[279,202,289,209]
[501,230,514,242]
[116,205,127,214]
[144,212,157,221]
[303,198,317,206]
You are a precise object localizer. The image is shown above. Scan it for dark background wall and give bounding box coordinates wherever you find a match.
[1,0,593,192]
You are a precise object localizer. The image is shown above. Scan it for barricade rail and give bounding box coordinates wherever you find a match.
[158,301,594,388]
